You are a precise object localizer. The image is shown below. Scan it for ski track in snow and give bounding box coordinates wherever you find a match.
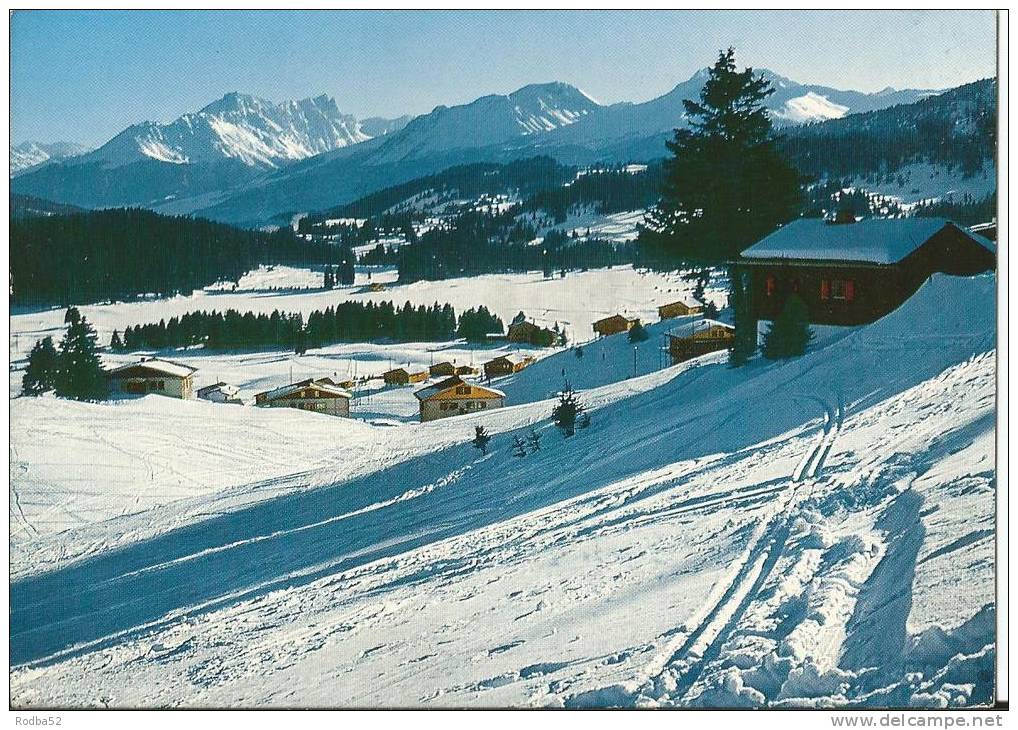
[8,273,996,709]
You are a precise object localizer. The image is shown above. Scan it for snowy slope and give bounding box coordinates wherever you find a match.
[8,273,996,708]
[844,161,997,208]
[9,266,693,378]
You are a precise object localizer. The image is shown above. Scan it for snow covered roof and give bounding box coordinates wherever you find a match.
[414,376,506,402]
[108,358,197,379]
[486,353,533,366]
[660,296,704,309]
[666,319,735,339]
[258,378,351,402]
[740,218,995,265]
[593,313,633,325]
[197,382,239,396]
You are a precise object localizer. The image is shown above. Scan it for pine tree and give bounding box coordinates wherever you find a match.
[526,429,542,453]
[643,48,800,364]
[22,336,59,395]
[338,249,356,286]
[512,435,527,458]
[110,330,124,350]
[472,425,492,455]
[55,317,106,400]
[552,386,584,437]
[762,293,814,360]
[64,306,81,325]
[628,321,649,343]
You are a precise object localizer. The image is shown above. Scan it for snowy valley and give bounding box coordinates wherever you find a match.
[9,20,1000,712]
[8,267,997,708]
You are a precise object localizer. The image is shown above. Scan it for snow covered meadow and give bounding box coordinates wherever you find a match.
[8,268,997,708]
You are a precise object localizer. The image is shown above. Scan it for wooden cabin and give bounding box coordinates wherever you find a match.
[483,353,535,378]
[414,376,506,422]
[593,314,637,337]
[667,320,736,364]
[658,297,705,320]
[429,361,458,377]
[383,367,428,385]
[254,378,351,417]
[107,358,197,399]
[737,218,995,328]
[507,320,559,346]
[196,382,242,404]
[507,320,540,343]
[454,365,479,377]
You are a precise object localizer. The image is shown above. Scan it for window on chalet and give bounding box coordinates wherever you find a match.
[456,386,470,395]
[765,276,776,297]
[831,279,856,302]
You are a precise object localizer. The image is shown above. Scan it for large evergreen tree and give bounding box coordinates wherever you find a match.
[22,336,59,395]
[643,48,800,364]
[762,293,813,360]
[55,316,107,400]
[337,248,356,286]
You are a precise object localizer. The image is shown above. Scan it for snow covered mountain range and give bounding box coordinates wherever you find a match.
[10,69,952,223]
[9,141,89,175]
[69,92,398,169]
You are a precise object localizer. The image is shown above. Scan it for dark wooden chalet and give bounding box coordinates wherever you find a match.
[737,218,995,327]
[383,367,428,385]
[667,320,735,364]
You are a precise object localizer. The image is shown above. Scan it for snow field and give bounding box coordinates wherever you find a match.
[8,272,997,708]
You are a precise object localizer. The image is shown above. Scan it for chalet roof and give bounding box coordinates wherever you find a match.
[740,218,995,265]
[197,381,238,395]
[667,318,735,339]
[660,296,704,309]
[507,320,551,333]
[485,353,531,366]
[108,358,197,379]
[257,378,351,402]
[969,221,997,241]
[414,375,506,402]
[594,313,631,325]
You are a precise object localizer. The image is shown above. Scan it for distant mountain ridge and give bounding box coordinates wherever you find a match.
[10,141,89,176]
[11,70,981,226]
[75,92,373,169]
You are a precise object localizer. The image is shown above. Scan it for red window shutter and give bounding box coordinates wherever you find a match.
[765,276,775,296]
[845,280,855,302]
[820,279,831,300]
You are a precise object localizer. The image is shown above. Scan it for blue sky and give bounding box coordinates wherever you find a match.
[11,10,997,147]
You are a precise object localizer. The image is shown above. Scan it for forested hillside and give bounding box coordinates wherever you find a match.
[10,194,86,219]
[11,208,330,306]
[780,78,995,180]
[306,157,573,222]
